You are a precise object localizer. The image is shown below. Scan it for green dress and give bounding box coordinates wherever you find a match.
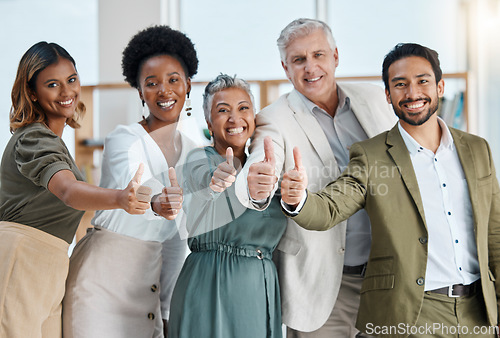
[169,146,287,338]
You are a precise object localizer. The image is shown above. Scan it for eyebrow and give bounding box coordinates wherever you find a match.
[216,100,250,108]
[144,71,181,82]
[390,73,432,82]
[44,73,77,85]
[290,49,326,58]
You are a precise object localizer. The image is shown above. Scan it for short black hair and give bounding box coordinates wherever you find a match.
[382,43,442,91]
[122,25,198,89]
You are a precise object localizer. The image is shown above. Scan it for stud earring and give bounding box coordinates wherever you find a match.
[185,92,192,116]
[142,100,147,120]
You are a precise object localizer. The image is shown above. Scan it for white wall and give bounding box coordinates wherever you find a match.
[0,0,98,157]
[0,0,498,173]
[96,0,164,140]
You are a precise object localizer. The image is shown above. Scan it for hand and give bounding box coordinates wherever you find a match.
[152,167,183,220]
[210,147,237,193]
[248,136,278,201]
[120,163,153,214]
[281,147,308,208]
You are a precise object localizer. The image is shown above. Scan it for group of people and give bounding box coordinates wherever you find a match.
[0,17,498,338]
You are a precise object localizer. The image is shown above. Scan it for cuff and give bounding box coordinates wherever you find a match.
[281,191,307,216]
[248,186,269,207]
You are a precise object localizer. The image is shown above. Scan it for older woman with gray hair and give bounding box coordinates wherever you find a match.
[168,74,287,337]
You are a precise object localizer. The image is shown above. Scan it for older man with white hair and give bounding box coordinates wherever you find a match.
[235,18,396,337]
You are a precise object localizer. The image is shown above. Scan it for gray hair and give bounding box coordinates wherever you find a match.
[277,18,337,64]
[203,74,256,122]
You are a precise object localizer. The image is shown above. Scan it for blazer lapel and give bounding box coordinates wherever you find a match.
[288,90,336,167]
[386,125,428,229]
[339,83,396,138]
[450,128,478,232]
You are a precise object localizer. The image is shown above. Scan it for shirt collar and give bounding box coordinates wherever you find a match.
[296,86,350,116]
[398,116,454,155]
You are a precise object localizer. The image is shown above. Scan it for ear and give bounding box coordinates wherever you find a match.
[28,89,37,102]
[138,89,144,102]
[206,120,213,136]
[186,77,192,94]
[385,89,392,105]
[281,60,291,80]
[333,47,339,68]
[437,79,445,98]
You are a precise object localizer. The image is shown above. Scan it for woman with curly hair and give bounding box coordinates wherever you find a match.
[0,42,151,338]
[62,26,199,338]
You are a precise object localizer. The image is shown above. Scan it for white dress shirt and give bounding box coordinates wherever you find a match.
[398,118,480,290]
[298,89,371,266]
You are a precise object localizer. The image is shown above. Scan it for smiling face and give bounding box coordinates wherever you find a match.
[138,54,191,128]
[207,87,255,156]
[31,57,80,127]
[282,28,339,112]
[385,56,444,127]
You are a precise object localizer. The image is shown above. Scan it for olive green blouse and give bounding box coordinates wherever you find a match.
[0,123,85,243]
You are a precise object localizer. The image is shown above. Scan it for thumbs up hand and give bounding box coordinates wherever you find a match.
[281,147,308,208]
[248,136,278,201]
[210,147,237,193]
[151,167,184,220]
[120,163,153,214]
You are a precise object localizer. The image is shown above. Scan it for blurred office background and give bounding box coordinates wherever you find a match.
[0,0,499,180]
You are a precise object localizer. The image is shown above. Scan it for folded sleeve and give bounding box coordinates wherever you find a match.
[15,127,73,188]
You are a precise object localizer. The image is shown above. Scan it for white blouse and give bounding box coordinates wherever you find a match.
[92,123,198,242]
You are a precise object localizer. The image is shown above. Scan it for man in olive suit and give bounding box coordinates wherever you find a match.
[281,43,500,338]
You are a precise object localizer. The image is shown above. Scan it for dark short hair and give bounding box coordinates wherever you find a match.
[382,43,442,90]
[122,25,198,89]
[10,41,85,132]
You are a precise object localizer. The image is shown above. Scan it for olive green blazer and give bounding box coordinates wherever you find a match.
[293,124,500,338]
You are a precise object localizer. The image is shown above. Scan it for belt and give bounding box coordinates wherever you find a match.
[429,280,480,298]
[343,263,367,276]
[190,241,272,260]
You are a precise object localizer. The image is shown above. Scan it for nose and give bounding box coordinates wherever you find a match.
[304,57,317,73]
[60,83,75,97]
[406,82,421,99]
[158,82,172,95]
[228,110,239,122]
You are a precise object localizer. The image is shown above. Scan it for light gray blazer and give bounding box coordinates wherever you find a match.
[235,83,397,331]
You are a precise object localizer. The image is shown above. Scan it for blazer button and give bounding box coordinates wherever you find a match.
[419,237,428,244]
[148,313,155,320]
[416,277,425,286]
[151,284,158,292]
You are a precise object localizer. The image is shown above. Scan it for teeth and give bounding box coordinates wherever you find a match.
[406,102,424,109]
[158,100,175,108]
[227,127,244,135]
[58,99,73,105]
[306,77,321,82]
